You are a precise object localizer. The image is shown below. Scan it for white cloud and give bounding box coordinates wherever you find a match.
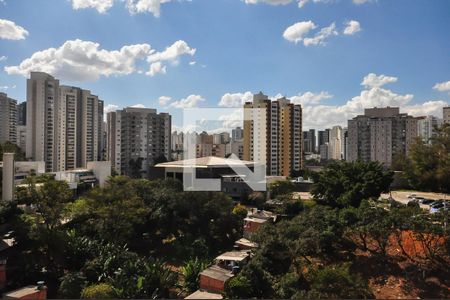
[433,80,450,92]
[244,0,293,5]
[189,61,196,66]
[343,20,361,35]
[353,0,376,4]
[303,22,338,46]
[5,39,195,81]
[0,84,16,90]
[130,103,146,108]
[104,104,119,113]
[158,96,172,106]
[404,100,448,118]
[147,40,196,63]
[361,73,397,88]
[170,94,205,108]
[146,62,167,76]
[126,0,172,17]
[219,91,253,107]
[283,21,316,44]
[0,55,6,62]
[0,19,29,40]
[290,91,333,105]
[71,0,114,13]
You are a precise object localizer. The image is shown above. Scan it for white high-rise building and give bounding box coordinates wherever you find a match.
[443,107,450,124]
[26,72,60,172]
[416,115,442,144]
[27,72,104,172]
[328,125,343,160]
[0,92,17,145]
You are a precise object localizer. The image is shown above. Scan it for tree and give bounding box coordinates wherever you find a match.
[179,258,209,293]
[224,275,254,299]
[403,124,450,193]
[269,180,295,199]
[58,272,87,299]
[311,160,393,208]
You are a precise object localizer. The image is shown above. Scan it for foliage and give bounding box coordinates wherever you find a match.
[58,272,87,299]
[179,257,209,293]
[403,124,450,193]
[80,283,117,299]
[224,274,254,299]
[0,141,26,161]
[311,160,393,208]
[232,204,248,219]
[308,264,372,298]
[272,194,304,217]
[269,180,295,199]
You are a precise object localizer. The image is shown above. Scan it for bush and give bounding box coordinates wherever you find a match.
[80,283,117,299]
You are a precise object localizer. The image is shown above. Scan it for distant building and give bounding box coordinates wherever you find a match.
[342,127,348,161]
[232,127,244,142]
[243,92,302,176]
[347,107,417,166]
[416,115,442,144]
[16,125,26,151]
[443,107,450,124]
[107,107,171,177]
[303,129,316,153]
[17,101,26,126]
[318,129,330,160]
[0,92,17,144]
[328,126,343,160]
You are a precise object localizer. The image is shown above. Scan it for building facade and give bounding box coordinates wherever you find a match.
[243,92,302,176]
[303,129,316,153]
[416,115,442,144]
[347,107,417,166]
[328,125,343,160]
[27,72,104,172]
[0,92,17,145]
[107,107,171,176]
[444,107,450,124]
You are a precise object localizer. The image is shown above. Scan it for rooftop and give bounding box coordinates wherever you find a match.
[185,290,223,299]
[235,238,258,248]
[199,265,234,282]
[3,285,42,299]
[215,250,250,262]
[155,156,256,169]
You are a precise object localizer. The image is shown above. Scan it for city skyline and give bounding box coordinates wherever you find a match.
[0,0,449,130]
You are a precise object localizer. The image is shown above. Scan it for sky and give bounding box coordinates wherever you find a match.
[0,0,449,131]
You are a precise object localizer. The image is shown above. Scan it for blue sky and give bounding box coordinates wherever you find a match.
[0,0,449,130]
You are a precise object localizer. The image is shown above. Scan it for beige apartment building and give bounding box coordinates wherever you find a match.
[444,107,450,124]
[243,92,302,176]
[0,92,17,145]
[347,107,417,166]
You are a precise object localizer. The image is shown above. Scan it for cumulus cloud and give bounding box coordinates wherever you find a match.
[130,103,146,108]
[4,39,195,81]
[0,84,16,90]
[353,0,376,4]
[170,94,205,108]
[290,91,333,105]
[146,62,167,76]
[126,0,172,17]
[283,21,316,44]
[404,100,448,118]
[158,96,172,106]
[433,80,450,92]
[189,61,196,66]
[219,91,254,107]
[104,104,119,113]
[71,0,114,13]
[303,22,338,46]
[361,73,397,88]
[343,20,361,35]
[0,19,29,40]
[0,55,6,62]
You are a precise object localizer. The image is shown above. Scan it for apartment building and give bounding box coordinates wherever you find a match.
[107,107,171,176]
[0,92,17,145]
[347,107,417,166]
[318,129,330,160]
[443,107,450,124]
[328,125,343,160]
[27,72,104,172]
[26,72,60,172]
[303,129,316,153]
[416,115,442,144]
[243,92,302,176]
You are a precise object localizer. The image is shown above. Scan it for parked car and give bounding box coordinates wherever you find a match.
[420,198,434,205]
